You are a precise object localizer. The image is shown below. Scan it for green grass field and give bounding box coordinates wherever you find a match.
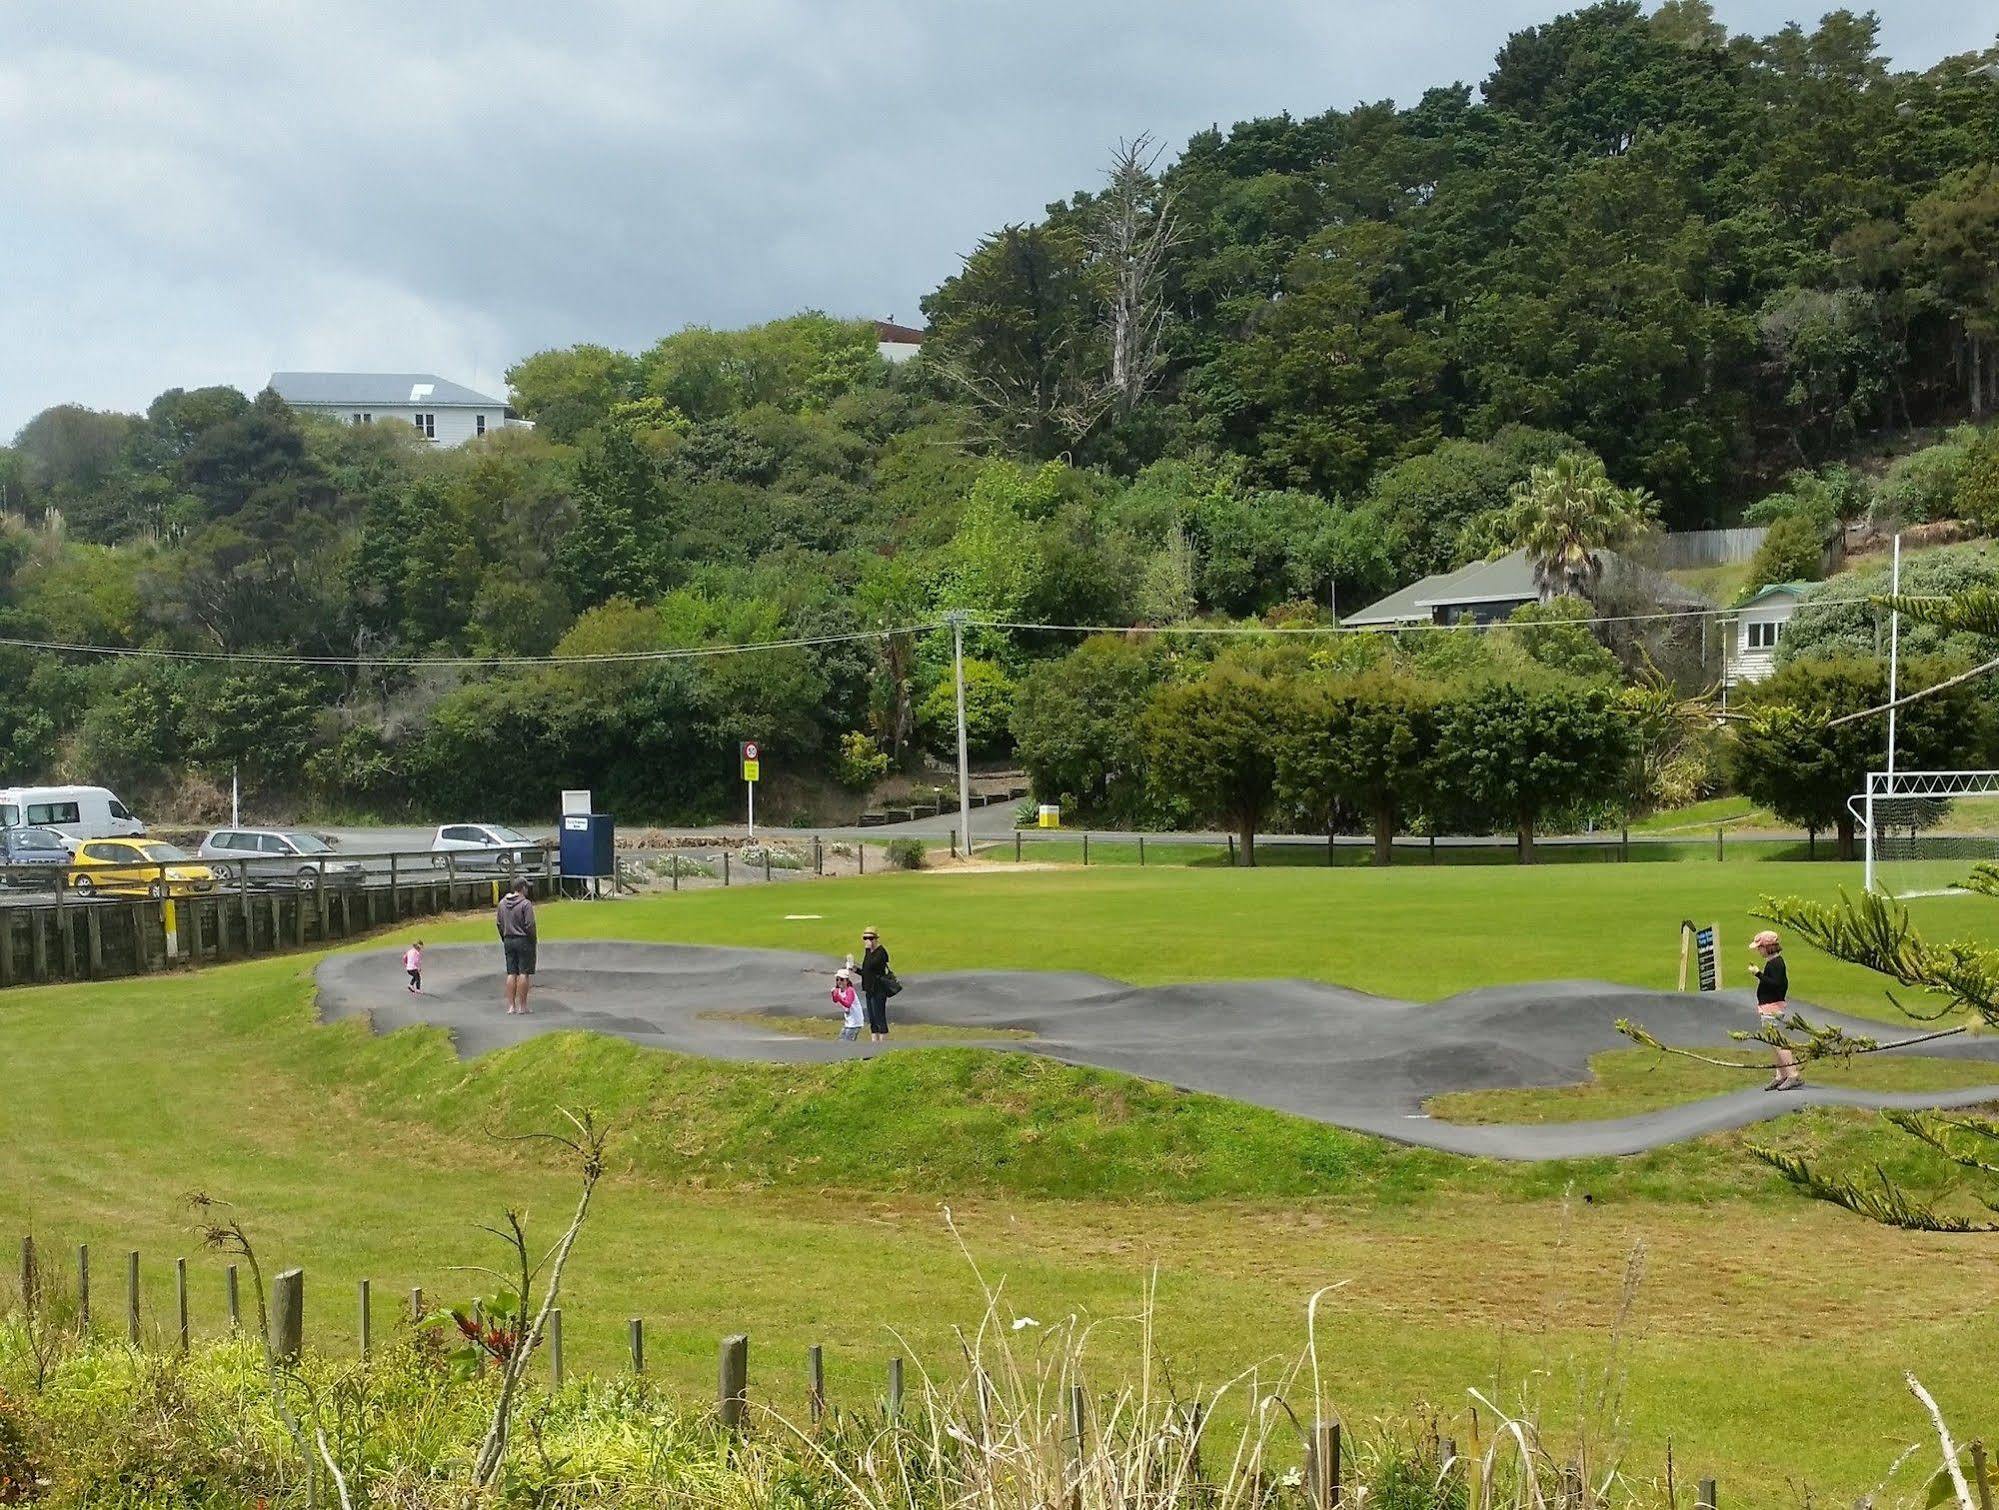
[3,859,1997,1500]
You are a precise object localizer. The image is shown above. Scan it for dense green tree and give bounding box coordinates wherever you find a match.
[1142,663,1288,864]
[1431,680,1634,861]
[918,657,1014,758]
[1276,669,1437,863]
[1733,656,1987,858]
[1011,636,1165,820]
[505,344,643,442]
[1745,513,1826,592]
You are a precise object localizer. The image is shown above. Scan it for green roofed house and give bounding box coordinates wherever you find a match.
[1724,581,1807,688]
[1344,548,1707,629]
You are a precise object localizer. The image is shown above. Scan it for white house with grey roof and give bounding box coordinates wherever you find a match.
[268,372,528,448]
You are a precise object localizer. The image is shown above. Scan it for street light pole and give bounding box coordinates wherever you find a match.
[951,612,972,858]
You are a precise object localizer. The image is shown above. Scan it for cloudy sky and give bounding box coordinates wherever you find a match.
[3,2,1992,436]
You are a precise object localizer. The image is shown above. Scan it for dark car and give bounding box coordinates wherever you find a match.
[1,826,76,889]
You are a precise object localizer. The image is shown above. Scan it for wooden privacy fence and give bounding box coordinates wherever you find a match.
[1654,526,1769,569]
[15,1237,1729,1504]
[0,850,557,989]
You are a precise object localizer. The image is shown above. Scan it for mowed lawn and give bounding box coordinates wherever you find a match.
[411,858,1999,1022]
[2,859,1997,1500]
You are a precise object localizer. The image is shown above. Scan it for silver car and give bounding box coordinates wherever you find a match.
[430,823,544,872]
[199,828,367,889]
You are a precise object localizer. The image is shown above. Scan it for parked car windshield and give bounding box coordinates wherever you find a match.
[287,833,334,854]
[14,829,66,851]
[137,844,194,863]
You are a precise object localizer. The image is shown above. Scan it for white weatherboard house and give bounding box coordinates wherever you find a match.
[268,373,527,448]
[1725,581,1806,687]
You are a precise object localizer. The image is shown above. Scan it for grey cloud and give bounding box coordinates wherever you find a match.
[3,0,1992,433]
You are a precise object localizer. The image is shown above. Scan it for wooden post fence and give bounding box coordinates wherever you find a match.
[271,1267,304,1363]
[1698,1478,1718,1510]
[887,1355,904,1420]
[628,1317,645,1373]
[808,1343,825,1424]
[126,1250,140,1344]
[1307,1421,1341,1508]
[358,1278,372,1357]
[175,1257,189,1352]
[719,1333,749,1432]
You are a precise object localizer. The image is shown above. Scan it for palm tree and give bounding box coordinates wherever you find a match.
[1508,453,1657,600]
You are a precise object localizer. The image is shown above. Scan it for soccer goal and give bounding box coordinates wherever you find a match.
[1855,769,1999,898]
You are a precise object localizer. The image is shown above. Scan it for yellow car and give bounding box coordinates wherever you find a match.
[66,839,224,899]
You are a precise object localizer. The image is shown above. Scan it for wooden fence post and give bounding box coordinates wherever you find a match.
[1715,825,1724,862]
[1015,831,1021,863]
[1620,824,1630,862]
[76,1244,89,1328]
[358,1278,371,1357]
[175,1257,189,1352]
[628,1317,645,1373]
[1697,1478,1717,1510]
[723,851,730,887]
[1227,833,1237,866]
[887,1355,904,1420]
[271,1267,304,1363]
[1082,833,1089,866]
[226,1265,240,1330]
[1138,835,1146,866]
[1306,1421,1341,1508]
[410,1286,423,1323]
[127,1250,140,1345]
[719,1333,749,1432]
[548,1308,564,1389]
[1069,1382,1088,1492]
[808,1343,825,1424]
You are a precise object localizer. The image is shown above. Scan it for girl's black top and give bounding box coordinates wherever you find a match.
[1755,953,1788,1005]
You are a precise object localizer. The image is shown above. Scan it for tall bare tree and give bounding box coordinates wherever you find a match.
[1088,134,1181,421]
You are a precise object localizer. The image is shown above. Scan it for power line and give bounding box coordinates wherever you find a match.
[0,624,934,669]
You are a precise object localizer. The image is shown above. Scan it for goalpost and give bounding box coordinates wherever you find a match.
[1856,768,1999,898]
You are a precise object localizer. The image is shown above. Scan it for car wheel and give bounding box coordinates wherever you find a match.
[71,875,95,898]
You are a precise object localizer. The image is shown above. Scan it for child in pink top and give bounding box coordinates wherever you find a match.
[404,940,424,994]
[830,969,861,1041]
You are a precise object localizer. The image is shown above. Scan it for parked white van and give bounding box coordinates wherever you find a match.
[0,787,146,847]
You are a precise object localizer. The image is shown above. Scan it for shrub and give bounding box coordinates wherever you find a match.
[1873,427,1979,525]
[1745,513,1825,592]
[1958,429,1999,532]
[884,838,926,870]
[834,730,890,790]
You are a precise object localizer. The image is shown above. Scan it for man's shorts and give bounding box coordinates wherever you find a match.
[503,937,537,977]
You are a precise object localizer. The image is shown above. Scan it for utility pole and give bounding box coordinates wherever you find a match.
[1887,533,1902,778]
[950,612,972,858]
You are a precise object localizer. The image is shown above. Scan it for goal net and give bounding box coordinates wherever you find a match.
[1856,770,1999,898]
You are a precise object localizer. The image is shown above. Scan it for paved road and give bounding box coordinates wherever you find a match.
[316,941,1999,1161]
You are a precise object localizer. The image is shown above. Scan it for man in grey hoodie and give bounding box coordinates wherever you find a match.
[497,878,537,1014]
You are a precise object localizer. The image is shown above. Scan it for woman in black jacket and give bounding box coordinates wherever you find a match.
[858,926,891,1043]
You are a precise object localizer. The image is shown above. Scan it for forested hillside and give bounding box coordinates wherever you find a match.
[2,1,1997,825]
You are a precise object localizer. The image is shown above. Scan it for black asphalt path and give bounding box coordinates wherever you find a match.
[315,942,1999,1160]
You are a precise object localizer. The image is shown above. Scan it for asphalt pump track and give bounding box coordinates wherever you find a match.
[315,941,1999,1160]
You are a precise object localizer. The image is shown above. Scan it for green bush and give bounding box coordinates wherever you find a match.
[884,837,926,870]
[1958,430,1999,533]
[834,731,890,790]
[1873,428,1979,524]
[1745,513,1825,592]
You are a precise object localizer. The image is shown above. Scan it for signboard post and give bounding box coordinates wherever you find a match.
[740,742,761,837]
[1680,920,1722,992]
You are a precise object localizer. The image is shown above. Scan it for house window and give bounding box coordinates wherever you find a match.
[476,413,486,437]
[413,413,435,439]
[1747,620,1781,651]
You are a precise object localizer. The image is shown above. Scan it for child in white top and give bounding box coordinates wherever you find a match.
[404,940,424,994]
[831,969,862,1041]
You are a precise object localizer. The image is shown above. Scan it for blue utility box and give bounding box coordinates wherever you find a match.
[559,812,615,879]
